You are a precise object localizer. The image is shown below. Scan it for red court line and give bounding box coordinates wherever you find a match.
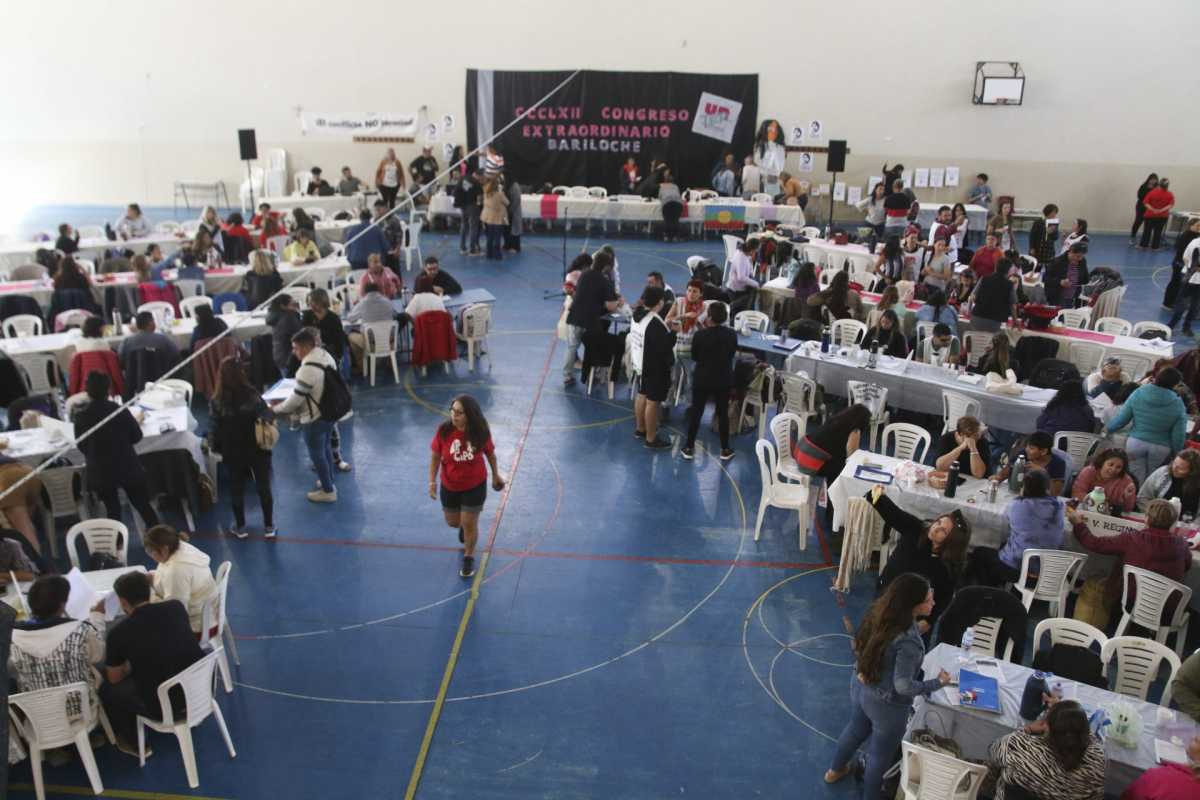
[188,531,818,571]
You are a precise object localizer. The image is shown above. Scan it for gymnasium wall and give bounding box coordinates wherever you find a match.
[2,0,1197,232]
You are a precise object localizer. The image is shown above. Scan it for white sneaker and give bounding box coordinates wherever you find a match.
[264,526,277,539]
[336,461,353,472]
[339,410,354,421]
[306,489,338,503]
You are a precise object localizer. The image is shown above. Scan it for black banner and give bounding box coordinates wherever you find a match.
[466,69,758,193]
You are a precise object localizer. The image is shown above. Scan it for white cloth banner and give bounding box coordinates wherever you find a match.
[692,92,743,143]
[300,111,418,138]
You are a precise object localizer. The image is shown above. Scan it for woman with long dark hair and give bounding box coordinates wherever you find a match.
[790,261,819,305]
[977,332,1018,377]
[190,303,229,349]
[1071,447,1136,513]
[862,310,907,358]
[1138,448,1200,515]
[915,287,959,338]
[52,256,91,291]
[807,270,863,321]
[873,235,905,285]
[825,573,951,798]
[210,356,276,539]
[1035,379,1097,435]
[1131,173,1159,245]
[428,395,506,578]
[987,700,1106,800]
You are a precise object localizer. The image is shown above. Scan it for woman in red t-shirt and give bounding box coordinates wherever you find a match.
[428,395,505,577]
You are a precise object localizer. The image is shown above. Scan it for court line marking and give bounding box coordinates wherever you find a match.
[6,784,230,800]
[403,329,558,800]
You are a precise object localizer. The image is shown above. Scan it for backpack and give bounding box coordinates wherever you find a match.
[315,364,352,421]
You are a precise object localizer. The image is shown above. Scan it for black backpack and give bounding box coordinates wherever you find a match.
[314,365,352,421]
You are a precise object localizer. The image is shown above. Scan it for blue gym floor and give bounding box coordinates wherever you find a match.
[4,207,1190,798]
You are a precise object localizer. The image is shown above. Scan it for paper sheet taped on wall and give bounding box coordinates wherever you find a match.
[930,168,945,188]
[818,183,830,196]
[846,186,862,205]
[833,182,846,201]
[868,175,883,193]
[945,167,960,187]
[914,168,930,188]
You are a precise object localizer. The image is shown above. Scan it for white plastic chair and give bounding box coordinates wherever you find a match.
[179,220,202,236]
[961,332,991,368]
[65,519,128,569]
[293,171,313,196]
[848,271,879,292]
[78,225,105,240]
[817,267,836,289]
[754,439,810,552]
[331,282,358,314]
[847,380,889,451]
[733,310,770,333]
[587,186,608,198]
[969,615,1016,661]
[4,314,44,338]
[1055,307,1091,330]
[941,390,982,435]
[721,235,744,285]
[914,320,938,343]
[12,353,61,396]
[457,303,491,371]
[830,319,866,347]
[777,372,824,437]
[898,741,987,800]
[1094,316,1132,336]
[175,278,205,299]
[146,378,194,407]
[769,412,806,483]
[800,226,821,239]
[881,423,930,462]
[155,220,181,235]
[749,192,773,205]
[1092,286,1127,321]
[284,286,311,309]
[1132,321,1172,341]
[1032,617,1107,654]
[266,234,290,254]
[1114,565,1193,657]
[138,300,177,321]
[304,207,326,221]
[8,682,113,800]
[1101,635,1182,705]
[74,259,96,276]
[399,219,423,272]
[1053,431,1104,476]
[37,464,86,559]
[363,321,399,386]
[1013,549,1087,616]
[1067,341,1105,375]
[179,296,213,319]
[567,186,590,198]
[199,561,239,694]
[738,365,776,439]
[1116,354,1153,382]
[136,648,236,789]
[845,253,874,274]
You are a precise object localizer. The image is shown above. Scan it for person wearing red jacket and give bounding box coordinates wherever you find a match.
[1120,735,1199,799]
[1140,178,1176,251]
[1066,499,1192,611]
[68,317,125,398]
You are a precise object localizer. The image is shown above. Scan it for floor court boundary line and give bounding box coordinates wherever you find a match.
[403,331,557,800]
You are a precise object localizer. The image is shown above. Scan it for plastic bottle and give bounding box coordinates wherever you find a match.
[945,463,959,498]
[1008,454,1026,493]
[867,341,879,369]
[820,325,831,353]
[960,627,975,653]
[1087,486,1107,516]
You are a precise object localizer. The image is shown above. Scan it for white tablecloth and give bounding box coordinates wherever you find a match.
[910,644,1190,797]
[0,233,190,271]
[915,203,989,233]
[257,194,367,214]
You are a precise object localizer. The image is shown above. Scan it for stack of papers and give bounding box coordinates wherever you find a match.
[1155,738,1188,765]
[854,464,893,485]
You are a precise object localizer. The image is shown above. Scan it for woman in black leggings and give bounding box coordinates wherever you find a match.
[210,356,276,539]
[1130,173,1158,244]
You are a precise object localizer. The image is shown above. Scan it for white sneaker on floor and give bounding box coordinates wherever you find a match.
[336,461,353,472]
[264,526,277,539]
[306,489,338,503]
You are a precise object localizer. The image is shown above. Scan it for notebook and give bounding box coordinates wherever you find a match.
[957,668,1002,713]
[1155,738,1189,765]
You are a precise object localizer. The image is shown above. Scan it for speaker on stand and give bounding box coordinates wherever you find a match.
[825,139,848,237]
[238,129,258,211]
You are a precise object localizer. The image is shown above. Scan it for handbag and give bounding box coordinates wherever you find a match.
[255,417,279,450]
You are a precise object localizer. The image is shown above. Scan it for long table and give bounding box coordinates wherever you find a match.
[828,450,1200,607]
[0,232,190,271]
[391,288,496,317]
[910,644,1192,797]
[256,194,368,214]
[428,192,806,227]
[0,257,350,309]
[0,311,270,371]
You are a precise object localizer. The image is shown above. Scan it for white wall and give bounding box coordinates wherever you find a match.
[2,0,1198,230]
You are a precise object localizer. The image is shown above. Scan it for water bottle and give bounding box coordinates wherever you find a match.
[1020,671,1049,721]
[956,627,976,678]
[945,463,959,498]
[1169,497,1182,519]
[820,325,831,353]
[1008,454,1025,493]
[867,341,879,369]
[960,626,975,654]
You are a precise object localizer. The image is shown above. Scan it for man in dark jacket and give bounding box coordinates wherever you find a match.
[682,302,737,461]
[564,253,622,387]
[73,372,159,527]
[1043,243,1089,308]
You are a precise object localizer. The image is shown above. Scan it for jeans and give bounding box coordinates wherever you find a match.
[229,451,273,528]
[562,324,585,381]
[304,420,335,492]
[685,385,730,449]
[1141,217,1167,249]
[830,675,912,800]
[460,206,481,252]
[1169,283,1200,329]
[1127,437,1172,484]
[485,223,504,259]
[97,480,159,528]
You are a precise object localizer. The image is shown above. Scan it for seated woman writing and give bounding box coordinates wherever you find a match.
[865,485,971,628]
[861,309,908,358]
[1071,447,1137,514]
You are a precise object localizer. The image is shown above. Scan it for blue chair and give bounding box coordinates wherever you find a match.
[211,292,247,313]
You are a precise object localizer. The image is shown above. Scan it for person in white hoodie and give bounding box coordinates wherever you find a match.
[10,575,106,725]
[144,525,215,635]
[270,326,341,502]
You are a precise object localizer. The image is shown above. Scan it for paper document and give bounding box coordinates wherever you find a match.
[64,568,98,621]
[1155,738,1188,765]
[945,167,960,187]
[263,379,296,403]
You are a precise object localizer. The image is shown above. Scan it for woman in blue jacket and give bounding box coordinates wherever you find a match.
[825,573,951,799]
[1106,367,1189,483]
[966,468,1065,586]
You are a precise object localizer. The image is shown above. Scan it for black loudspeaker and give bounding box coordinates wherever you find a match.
[826,139,847,172]
[238,129,258,161]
